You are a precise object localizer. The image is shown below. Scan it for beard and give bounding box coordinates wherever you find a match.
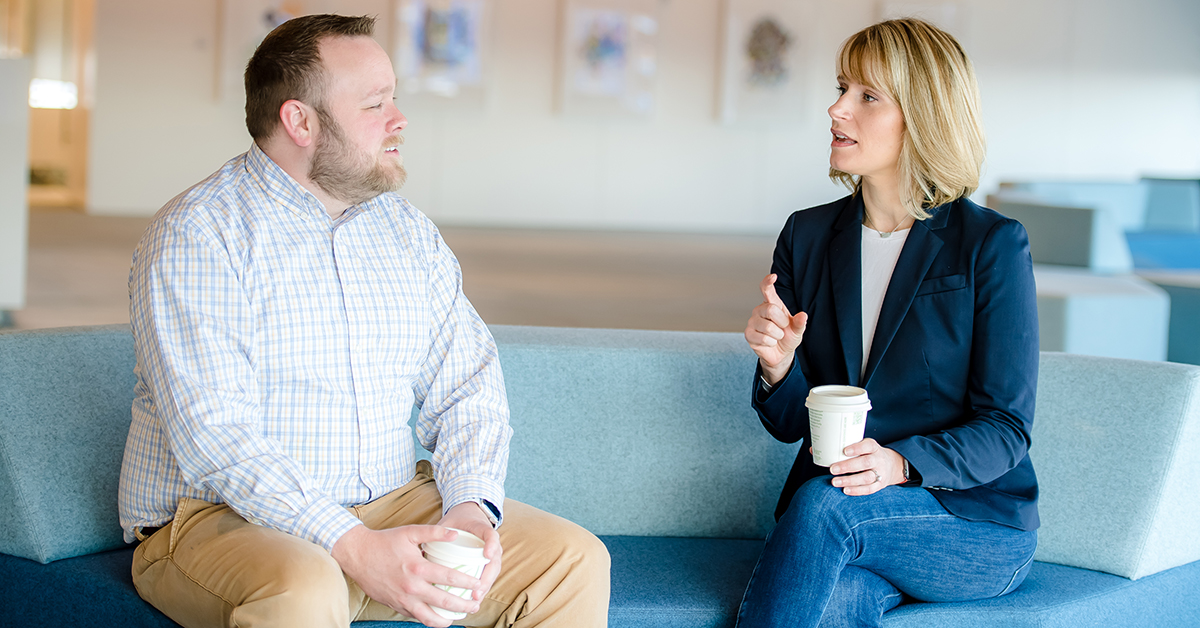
[308,108,407,207]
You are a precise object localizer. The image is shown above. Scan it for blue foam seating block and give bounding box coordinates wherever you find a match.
[6,537,1199,628]
[1126,231,1200,270]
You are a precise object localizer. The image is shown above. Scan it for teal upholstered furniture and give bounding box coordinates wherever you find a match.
[1033,265,1169,361]
[991,178,1200,271]
[1139,272,1200,367]
[984,190,1177,361]
[3,324,1200,627]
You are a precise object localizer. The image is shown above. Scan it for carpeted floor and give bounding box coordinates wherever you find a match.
[10,208,777,333]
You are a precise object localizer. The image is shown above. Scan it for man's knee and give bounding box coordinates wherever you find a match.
[539,514,611,580]
[498,502,611,607]
[570,522,611,577]
[229,547,351,627]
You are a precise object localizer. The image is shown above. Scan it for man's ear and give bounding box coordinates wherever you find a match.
[278,99,316,148]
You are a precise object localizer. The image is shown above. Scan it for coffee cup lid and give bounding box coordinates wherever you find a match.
[421,528,490,564]
[805,385,871,409]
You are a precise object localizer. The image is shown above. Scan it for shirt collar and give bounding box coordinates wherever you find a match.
[244,142,330,222]
[245,142,386,225]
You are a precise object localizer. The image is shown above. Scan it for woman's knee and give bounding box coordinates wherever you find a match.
[778,477,854,534]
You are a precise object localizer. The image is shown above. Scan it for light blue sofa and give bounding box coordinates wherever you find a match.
[3,324,1200,627]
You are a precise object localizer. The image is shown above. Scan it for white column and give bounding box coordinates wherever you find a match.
[0,59,31,316]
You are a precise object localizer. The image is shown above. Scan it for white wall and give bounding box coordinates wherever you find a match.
[88,0,1200,235]
[1,59,30,311]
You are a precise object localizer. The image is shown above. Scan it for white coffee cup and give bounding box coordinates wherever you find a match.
[806,385,871,467]
[421,528,491,620]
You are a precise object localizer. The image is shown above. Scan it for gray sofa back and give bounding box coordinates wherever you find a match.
[1,325,1198,583]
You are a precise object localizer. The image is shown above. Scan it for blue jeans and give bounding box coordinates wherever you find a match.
[736,477,1037,628]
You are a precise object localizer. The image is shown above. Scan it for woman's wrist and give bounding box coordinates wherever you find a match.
[760,356,794,387]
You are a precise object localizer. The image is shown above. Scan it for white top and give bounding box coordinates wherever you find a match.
[861,224,910,379]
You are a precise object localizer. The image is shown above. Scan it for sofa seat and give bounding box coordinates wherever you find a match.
[7,536,1200,628]
[5,325,1200,625]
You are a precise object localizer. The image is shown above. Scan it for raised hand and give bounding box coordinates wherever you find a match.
[331,524,484,627]
[744,274,808,385]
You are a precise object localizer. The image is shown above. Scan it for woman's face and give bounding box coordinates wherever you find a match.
[828,76,905,184]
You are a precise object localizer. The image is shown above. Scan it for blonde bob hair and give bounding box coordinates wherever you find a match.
[830,18,985,220]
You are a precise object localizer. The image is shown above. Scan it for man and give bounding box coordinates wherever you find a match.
[117,14,609,628]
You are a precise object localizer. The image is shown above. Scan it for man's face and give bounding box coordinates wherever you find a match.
[307,36,408,207]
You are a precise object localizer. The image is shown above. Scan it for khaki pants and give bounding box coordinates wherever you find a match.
[131,461,610,628]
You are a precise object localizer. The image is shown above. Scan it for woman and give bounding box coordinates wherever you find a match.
[738,18,1039,627]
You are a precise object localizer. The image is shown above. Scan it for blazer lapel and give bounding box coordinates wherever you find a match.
[829,197,865,387]
[862,203,951,385]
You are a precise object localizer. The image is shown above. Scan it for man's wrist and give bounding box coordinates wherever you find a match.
[448,499,500,528]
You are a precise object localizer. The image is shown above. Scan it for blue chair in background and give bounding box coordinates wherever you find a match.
[1126,178,1200,270]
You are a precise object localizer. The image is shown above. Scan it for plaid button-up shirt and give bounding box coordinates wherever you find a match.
[118,143,511,551]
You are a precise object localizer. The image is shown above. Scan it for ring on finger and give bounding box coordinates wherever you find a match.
[871,469,881,484]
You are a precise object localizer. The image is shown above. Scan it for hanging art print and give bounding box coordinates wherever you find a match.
[718,0,812,125]
[558,0,660,118]
[395,0,490,103]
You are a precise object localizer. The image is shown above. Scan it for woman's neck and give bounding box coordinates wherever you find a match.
[861,175,911,233]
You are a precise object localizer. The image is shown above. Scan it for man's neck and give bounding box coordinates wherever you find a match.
[256,139,350,220]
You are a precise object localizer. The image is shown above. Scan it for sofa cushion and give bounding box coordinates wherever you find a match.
[0,325,136,563]
[1031,352,1200,579]
[886,558,1200,628]
[6,539,1200,628]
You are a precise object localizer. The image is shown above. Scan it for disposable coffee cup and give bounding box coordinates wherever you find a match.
[421,528,491,620]
[806,385,871,467]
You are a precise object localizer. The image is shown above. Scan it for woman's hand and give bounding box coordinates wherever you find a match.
[745,274,808,385]
[828,439,908,496]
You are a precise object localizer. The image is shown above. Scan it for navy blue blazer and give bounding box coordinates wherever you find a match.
[754,194,1040,531]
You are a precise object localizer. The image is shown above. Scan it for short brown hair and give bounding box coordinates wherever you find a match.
[830,18,986,219]
[244,14,376,141]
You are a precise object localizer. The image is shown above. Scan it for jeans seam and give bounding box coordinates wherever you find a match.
[880,590,903,616]
[843,513,955,560]
[999,547,1037,596]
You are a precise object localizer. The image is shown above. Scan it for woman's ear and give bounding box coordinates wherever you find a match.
[278,99,316,148]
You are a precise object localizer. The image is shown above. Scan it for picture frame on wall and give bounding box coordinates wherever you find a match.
[556,0,661,118]
[394,0,492,107]
[717,0,813,125]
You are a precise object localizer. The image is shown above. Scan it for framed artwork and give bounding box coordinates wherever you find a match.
[394,0,491,105]
[718,0,812,125]
[557,0,661,118]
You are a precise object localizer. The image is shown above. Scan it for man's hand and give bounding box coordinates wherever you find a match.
[438,502,503,604]
[745,274,808,385]
[330,523,482,627]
